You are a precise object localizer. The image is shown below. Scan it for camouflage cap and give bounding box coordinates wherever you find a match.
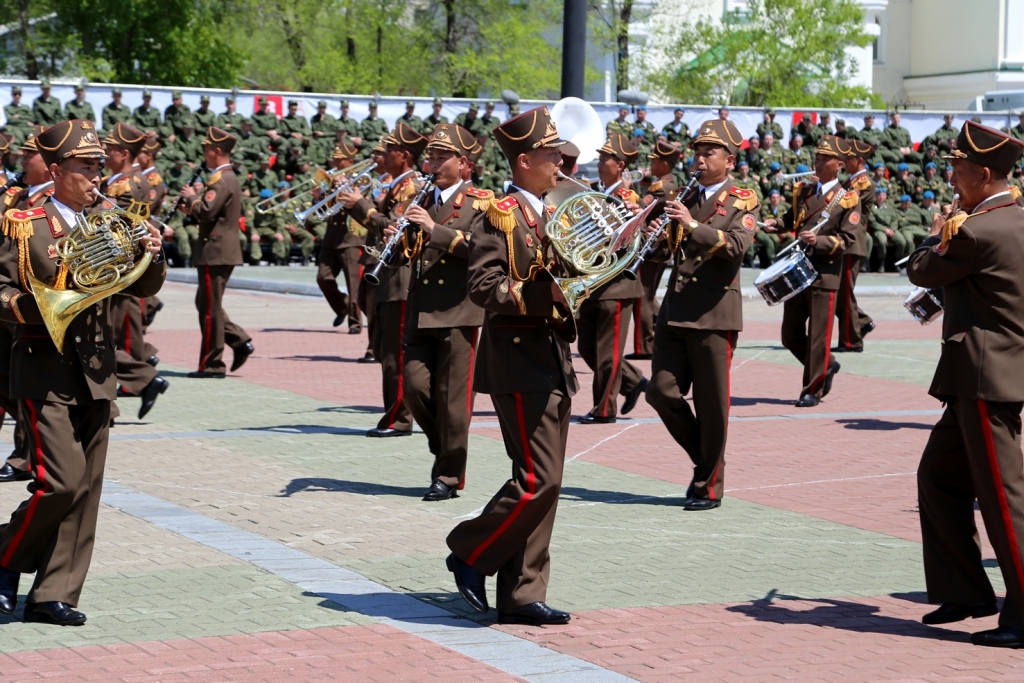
[10,86,20,95]
[764,107,776,115]
[258,96,268,105]
[318,100,328,108]
[241,117,254,126]
[433,97,443,106]
[340,99,350,107]
[202,126,237,153]
[172,90,182,98]
[200,95,210,103]
[814,135,844,158]
[944,120,1024,175]
[649,139,682,162]
[598,133,638,164]
[36,119,106,166]
[468,102,479,111]
[368,101,378,109]
[383,121,428,160]
[692,119,743,155]
[103,121,147,155]
[426,123,476,157]
[226,96,235,104]
[494,105,564,163]
[405,100,415,108]
[40,78,50,88]
[288,99,298,107]
[112,87,122,96]
[142,89,152,97]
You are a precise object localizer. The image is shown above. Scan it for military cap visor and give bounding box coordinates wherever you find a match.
[943,120,1024,175]
[426,123,476,157]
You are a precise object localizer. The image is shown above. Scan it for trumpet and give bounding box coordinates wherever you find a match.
[256,158,375,214]
[603,169,645,196]
[292,162,379,223]
[781,170,816,181]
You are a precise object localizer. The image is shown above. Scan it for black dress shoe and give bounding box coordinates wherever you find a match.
[830,346,862,353]
[143,300,164,327]
[333,315,344,328]
[795,393,820,407]
[365,428,412,438]
[498,602,570,626]
[922,602,998,625]
[623,353,652,360]
[621,377,648,415]
[446,554,488,613]
[356,352,376,364]
[822,360,840,397]
[137,376,169,419]
[972,626,1024,648]
[0,565,18,615]
[861,321,876,338]
[146,355,160,367]
[684,498,722,511]
[230,342,255,372]
[187,371,226,379]
[348,327,361,335]
[0,462,30,483]
[423,479,458,501]
[576,414,616,424]
[24,601,86,626]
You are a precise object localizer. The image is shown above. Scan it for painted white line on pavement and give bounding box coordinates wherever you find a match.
[101,482,636,683]
[724,471,917,493]
[558,523,917,548]
[567,423,641,462]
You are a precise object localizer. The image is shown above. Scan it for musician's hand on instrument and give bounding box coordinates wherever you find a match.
[141,223,162,254]
[624,201,640,215]
[405,205,434,233]
[664,200,693,226]
[762,218,778,233]
[383,223,399,240]
[930,211,945,236]
[338,190,363,208]
[799,230,817,246]
[644,218,664,240]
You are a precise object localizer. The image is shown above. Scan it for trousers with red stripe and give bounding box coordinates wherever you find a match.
[196,265,251,374]
[633,263,666,357]
[919,397,1024,629]
[835,255,873,351]
[111,293,157,395]
[447,391,570,611]
[781,287,836,399]
[647,327,734,502]
[0,399,110,606]
[0,322,28,475]
[576,298,643,419]
[403,326,477,488]
[372,301,413,432]
[316,247,364,332]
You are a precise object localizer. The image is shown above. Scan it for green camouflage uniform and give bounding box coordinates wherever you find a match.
[216,110,245,133]
[751,199,793,266]
[3,102,33,142]
[278,113,312,140]
[164,102,193,137]
[661,120,691,148]
[251,205,289,262]
[102,102,131,130]
[251,109,280,139]
[171,132,204,167]
[246,167,280,197]
[868,199,907,266]
[64,98,95,124]
[32,94,63,127]
[453,112,485,135]
[756,120,784,141]
[132,104,163,134]
[360,115,389,146]
[193,106,217,135]
[420,113,448,137]
[606,118,631,137]
[311,112,338,137]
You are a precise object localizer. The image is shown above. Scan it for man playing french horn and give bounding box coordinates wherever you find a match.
[0,120,166,626]
[645,119,758,511]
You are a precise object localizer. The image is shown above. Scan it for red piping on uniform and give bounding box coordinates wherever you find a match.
[2,400,48,567]
[467,392,535,567]
[978,399,1024,593]
[706,331,734,501]
[459,327,478,492]
[633,296,642,354]
[123,311,131,355]
[843,260,853,349]
[816,291,836,393]
[199,267,213,371]
[387,301,406,428]
[601,301,623,417]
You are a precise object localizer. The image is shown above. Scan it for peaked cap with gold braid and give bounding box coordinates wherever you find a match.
[943,120,1024,175]
[202,126,237,153]
[36,119,106,166]
[427,123,476,157]
[814,135,844,158]
[332,141,359,160]
[493,105,565,163]
[598,133,638,164]
[383,121,428,160]
[836,136,876,160]
[103,121,147,155]
[692,119,743,155]
[19,125,46,153]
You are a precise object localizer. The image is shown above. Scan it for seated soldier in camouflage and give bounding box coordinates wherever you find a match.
[896,192,928,249]
[915,162,944,203]
[868,187,908,271]
[919,190,942,221]
[276,182,315,265]
[892,162,916,198]
[250,188,289,264]
[751,188,794,268]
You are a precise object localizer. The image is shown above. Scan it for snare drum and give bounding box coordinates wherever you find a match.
[754,251,818,306]
[904,286,944,324]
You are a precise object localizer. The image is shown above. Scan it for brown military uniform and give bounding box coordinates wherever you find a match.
[646,169,757,503]
[633,173,676,357]
[400,178,487,489]
[835,137,877,352]
[779,154,859,400]
[187,159,252,374]
[0,185,165,607]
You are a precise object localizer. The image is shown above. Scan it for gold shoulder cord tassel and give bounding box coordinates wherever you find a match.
[939,213,968,250]
[486,202,517,234]
[4,211,35,291]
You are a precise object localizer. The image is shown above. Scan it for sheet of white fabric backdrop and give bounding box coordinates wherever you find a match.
[1,80,1017,146]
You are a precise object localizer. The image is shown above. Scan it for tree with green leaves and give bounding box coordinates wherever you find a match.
[643,0,883,108]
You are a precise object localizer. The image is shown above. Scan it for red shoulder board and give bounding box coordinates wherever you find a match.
[10,207,46,221]
[729,186,753,199]
[5,187,20,197]
[466,187,489,198]
[494,195,518,212]
[615,187,631,198]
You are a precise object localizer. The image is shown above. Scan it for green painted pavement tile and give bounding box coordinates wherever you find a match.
[0,565,372,653]
[733,340,940,386]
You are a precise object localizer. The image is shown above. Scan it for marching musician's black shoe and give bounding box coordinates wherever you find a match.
[446,553,488,613]
[0,565,19,615]
[24,601,87,626]
[187,371,226,379]
[795,393,820,408]
[860,321,876,338]
[356,351,376,364]
[365,428,412,438]
[830,346,862,353]
[0,463,30,483]
[922,602,998,625]
[498,602,570,626]
[972,626,1024,648]
[146,355,160,366]
[143,300,164,327]
[623,353,652,360]
[230,342,255,372]
[138,376,169,420]
[348,327,361,335]
[684,498,722,511]
[423,479,458,501]
[333,315,344,328]
[822,360,840,397]
[621,377,648,416]
[576,414,616,425]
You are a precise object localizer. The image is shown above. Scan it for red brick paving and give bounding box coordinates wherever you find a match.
[0,624,522,682]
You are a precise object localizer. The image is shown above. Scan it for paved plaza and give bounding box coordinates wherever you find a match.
[0,267,1021,682]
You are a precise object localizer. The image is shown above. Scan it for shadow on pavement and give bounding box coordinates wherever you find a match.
[559,486,688,506]
[731,396,797,407]
[836,418,933,431]
[280,477,426,498]
[240,424,374,437]
[315,405,382,414]
[275,354,364,363]
[260,328,345,334]
[727,589,969,643]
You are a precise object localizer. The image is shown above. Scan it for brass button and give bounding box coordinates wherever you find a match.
[422,279,429,284]
[723,286,729,291]
[692,277,697,282]
[440,259,446,264]
[438,279,444,285]
[696,256,702,261]
[677,275,683,281]
[513,337,521,344]
[74,336,82,343]
[94,334,102,342]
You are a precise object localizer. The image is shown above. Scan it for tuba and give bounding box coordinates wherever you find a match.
[27,195,153,353]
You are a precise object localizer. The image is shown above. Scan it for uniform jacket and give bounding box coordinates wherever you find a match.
[584,184,643,301]
[908,197,1024,402]
[643,174,677,218]
[400,181,486,330]
[780,181,860,290]
[187,165,243,266]
[94,170,149,213]
[349,172,421,303]
[468,190,578,396]
[842,171,874,257]
[143,167,168,215]
[0,199,165,403]
[321,208,369,251]
[3,181,53,212]
[652,184,757,331]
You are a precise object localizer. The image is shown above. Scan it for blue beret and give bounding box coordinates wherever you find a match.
[768,189,780,196]
[278,181,291,189]
[925,162,937,169]
[874,163,886,169]
[674,107,684,114]
[923,190,935,198]
[770,162,781,171]
[796,164,809,173]
[637,105,647,111]
[737,160,748,167]
[259,189,273,199]
[633,128,644,137]
[897,163,909,171]
[900,194,911,202]
[792,133,803,140]
[875,186,886,194]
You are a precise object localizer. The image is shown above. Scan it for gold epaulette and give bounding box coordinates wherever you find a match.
[466,187,494,212]
[1010,185,1022,201]
[108,178,131,197]
[148,171,163,187]
[207,171,223,186]
[939,212,969,250]
[728,186,758,211]
[852,175,872,192]
[2,207,43,239]
[615,187,639,204]
[3,186,23,208]
[393,178,416,206]
[647,180,663,195]
[840,190,859,210]
[487,195,518,234]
